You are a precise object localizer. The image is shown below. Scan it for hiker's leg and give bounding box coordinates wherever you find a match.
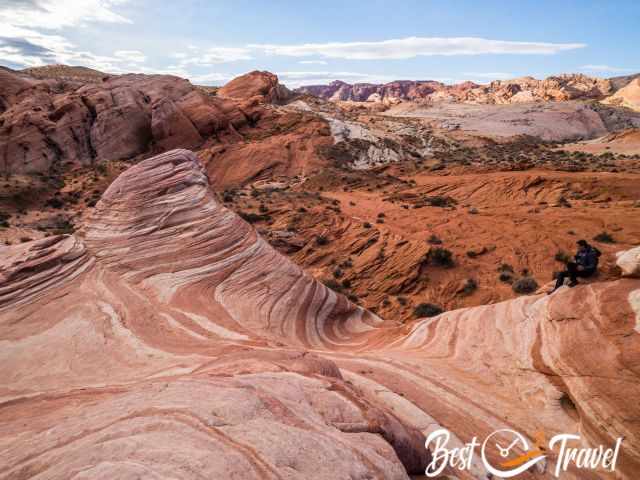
[554,270,569,290]
[566,262,578,284]
[575,268,595,279]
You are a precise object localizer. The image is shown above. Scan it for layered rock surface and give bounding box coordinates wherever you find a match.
[218,70,293,104]
[0,70,252,174]
[1,149,639,479]
[296,74,614,105]
[603,78,640,111]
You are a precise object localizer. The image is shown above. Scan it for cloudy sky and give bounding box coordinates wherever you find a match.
[0,0,638,88]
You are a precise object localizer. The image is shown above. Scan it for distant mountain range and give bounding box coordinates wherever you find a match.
[295,73,640,105]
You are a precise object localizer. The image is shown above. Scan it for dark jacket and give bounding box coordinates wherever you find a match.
[575,246,600,271]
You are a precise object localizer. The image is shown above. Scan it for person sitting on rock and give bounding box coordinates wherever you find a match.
[550,240,601,293]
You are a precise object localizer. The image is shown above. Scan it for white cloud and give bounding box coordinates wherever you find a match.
[0,0,131,30]
[299,60,328,65]
[0,0,134,70]
[177,47,253,66]
[251,36,586,60]
[188,71,234,85]
[580,64,636,73]
[114,50,146,63]
[463,72,514,80]
[125,64,191,77]
[275,71,455,88]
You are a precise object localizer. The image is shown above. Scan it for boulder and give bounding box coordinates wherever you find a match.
[218,70,292,104]
[617,245,640,277]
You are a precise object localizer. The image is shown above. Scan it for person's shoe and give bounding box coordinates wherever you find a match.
[568,281,578,288]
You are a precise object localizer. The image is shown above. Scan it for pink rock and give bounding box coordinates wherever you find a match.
[1,149,638,479]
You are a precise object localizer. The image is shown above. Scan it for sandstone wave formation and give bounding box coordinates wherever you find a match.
[1,150,640,479]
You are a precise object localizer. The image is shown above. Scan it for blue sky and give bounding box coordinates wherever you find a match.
[1,0,638,87]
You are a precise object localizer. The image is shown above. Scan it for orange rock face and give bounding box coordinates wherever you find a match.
[0,70,250,174]
[218,70,292,104]
[1,149,639,479]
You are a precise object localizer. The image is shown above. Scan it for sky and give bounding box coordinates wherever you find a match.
[0,0,638,88]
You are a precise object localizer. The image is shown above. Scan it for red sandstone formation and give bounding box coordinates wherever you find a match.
[1,149,639,479]
[297,79,455,103]
[296,74,613,104]
[0,69,250,174]
[218,70,293,104]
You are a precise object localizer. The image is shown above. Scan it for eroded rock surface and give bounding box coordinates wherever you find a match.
[296,74,613,105]
[0,70,249,174]
[603,78,640,111]
[1,149,639,479]
[617,245,640,277]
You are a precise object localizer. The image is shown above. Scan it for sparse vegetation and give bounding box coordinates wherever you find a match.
[239,211,271,223]
[498,263,514,273]
[512,277,539,294]
[498,263,515,283]
[460,278,478,296]
[499,271,514,283]
[593,232,615,244]
[315,235,330,246]
[429,247,454,267]
[46,198,65,209]
[322,279,343,292]
[0,212,9,228]
[414,303,443,318]
[425,195,456,207]
[554,250,571,264]
[222,190,234,203]
[339,259,353,269]
[427,234,442,245]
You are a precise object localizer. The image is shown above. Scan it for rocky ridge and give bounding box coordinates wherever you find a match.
[295,74,616,105]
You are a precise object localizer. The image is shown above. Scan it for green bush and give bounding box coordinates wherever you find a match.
[315,235,330,246]
[512,277,539,294]
[461,278,478,295]
[593,232,614,244]
[429,247,454,267]
[499,271,514,283]
[554,250,571,263]
[427,234,442,245]
[414,303,443,318]
[322,279,343,292]
[239,212,270,223]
